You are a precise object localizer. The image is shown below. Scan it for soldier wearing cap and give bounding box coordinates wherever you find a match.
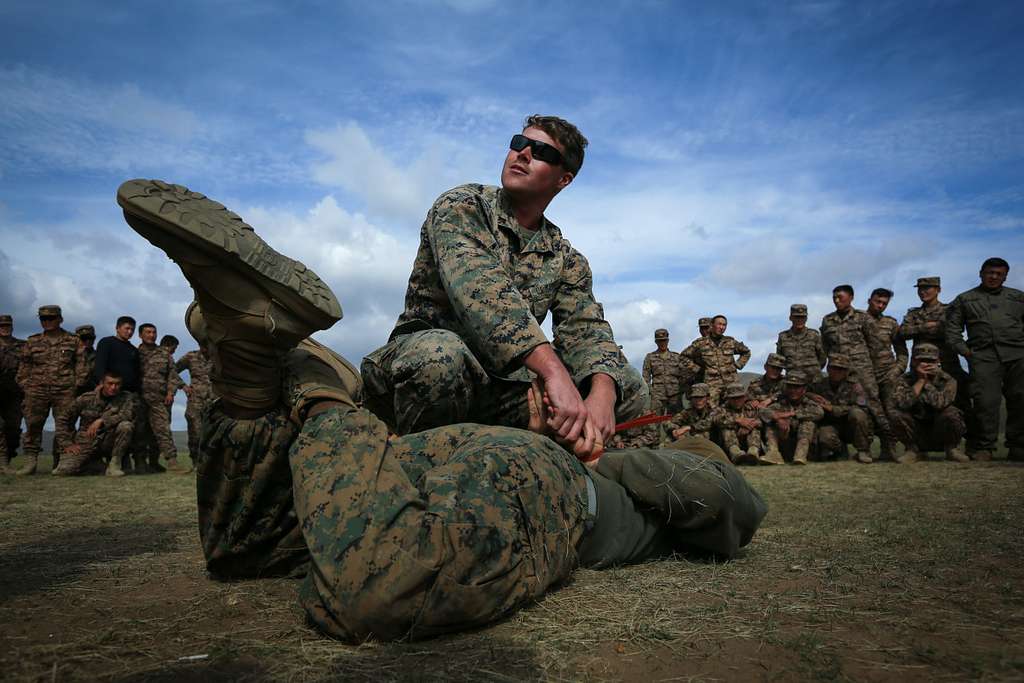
[15,305,85,474]
[747,353,786,409]
[679,315,751,406]
[641,328,684,415]
[0,314,26,472]
[665,383,717,442]
[715,382,762,465]
[809,353,873,463]
[891,343,968,463]
[75,325,97,396]
[777,304,826,383]
[865,288,909,461]
[759,371,824,465]
[901,276,971,428]
[678,318,712,392]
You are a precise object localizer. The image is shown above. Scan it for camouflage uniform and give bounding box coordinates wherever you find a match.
[867,309,908,457]
[820,307,888,434]
[137,342,181,466]
[891,346,966,456]
[715,384,763,463]
[176,349,216,463]
[362,184,644,434]
[17,307,84,468]
[677,318,711,392]
[776,305,826,382]
[642,331,684,414]
[75,325,97,395]
[0,315,25,464]
[809,356,873,457]
[55,386,135,474]
[760,375,824,464]
[664,384,717,441]
[746,353,787,408]
[679,334,751,405]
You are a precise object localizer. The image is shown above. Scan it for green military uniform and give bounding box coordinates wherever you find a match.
[714,383,763,464]
[747,353,786,407]
[866,307,908,458]
[891,344,967,461]
[137,342,181,471]
[361,184,644,435]
[75,325,97,395]
[776,305,825,382]
[946,280,1024,458]
[0,314,25,469]
[665,383,716,441]
[55,386,136,475]
[642,329,684,414]
[679,333,751,405]
[809,354,873,461]
[821,306,889,437]
[760,373,824,465]
[176,348,216,465]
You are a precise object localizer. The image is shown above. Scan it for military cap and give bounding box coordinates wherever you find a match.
[724,382,747,399]
[689,383,711,398]
[913,343,941,361]
[654,328,669,340]
[0,314,12,326]
[784,371,808,386]
[915,276,940,288]
[75,325,96,338]
[827,353,851,369]
[38,305,62,317]
[698,317,712,327]
[790,303,808,317]
[765,353,787,368]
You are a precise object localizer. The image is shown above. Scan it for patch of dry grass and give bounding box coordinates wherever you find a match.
[2,454,1023,682]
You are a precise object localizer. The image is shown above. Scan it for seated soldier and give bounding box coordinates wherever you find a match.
[665,383,716,441]
[117,179,768,643]
[809,353,874,463]
[891,343,968,463]
[759,372,824,465]
[746,353,786,410]
[53,369,135,476]
[714,382,762,465]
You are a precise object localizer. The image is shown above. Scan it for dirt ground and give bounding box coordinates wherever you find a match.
[2,452,1023,682]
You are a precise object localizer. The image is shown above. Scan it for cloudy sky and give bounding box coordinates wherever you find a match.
[2,1,1022,427]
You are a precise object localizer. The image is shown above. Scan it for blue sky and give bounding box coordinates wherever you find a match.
[2,1,1022,427]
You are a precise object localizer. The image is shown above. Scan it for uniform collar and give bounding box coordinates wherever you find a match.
[495,188,556,254]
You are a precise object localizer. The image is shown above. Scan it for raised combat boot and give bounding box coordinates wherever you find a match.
[118,179,341,414]
[16,455,38,476]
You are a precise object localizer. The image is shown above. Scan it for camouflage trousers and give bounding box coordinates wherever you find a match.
[185,393,213,462]
[650,389,682,416]
[361,329,646,435]
[765,420,817,459]
[891,407,966,452]
[0,386,22,458]
[69,421,134,469]
[704,377,737,407]
[21,387,75,458]
[137,391,177,461]
[817,408,873,455]
[720,427,763,456]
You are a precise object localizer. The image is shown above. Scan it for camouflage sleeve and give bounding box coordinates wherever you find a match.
[550,247,628,388]
[820,317,832,356]
[713,409,735,429]
[734,340,751,370]
[57,395,85,436]
[163,353,182,395]
[893,378,917,411]
[102,396,135,426]
[427,195,549,375]
[694,411,717,433]
[893,327,909,372]
[900,309,922,338]
[920,375,956,411]
[679,342,699,366]
[642,354,652,385]
[16,342,31,387]
[795,401,824,422]
[945,296,969,357]
[815,332,826,368]
[73,341,86,394]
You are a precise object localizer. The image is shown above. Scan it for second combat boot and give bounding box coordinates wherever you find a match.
[52,447,90,476]
[896,447,922,464]
[945,446,970,463]
[854,450,873,464]
[16,455,38,476]
[106,456,125,477]
[792,439,809,466]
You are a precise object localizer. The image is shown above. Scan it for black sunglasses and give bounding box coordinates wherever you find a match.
[510,134,565,166]
[39,315,58,322]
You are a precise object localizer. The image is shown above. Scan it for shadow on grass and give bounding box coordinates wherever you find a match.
[0,522,181,603]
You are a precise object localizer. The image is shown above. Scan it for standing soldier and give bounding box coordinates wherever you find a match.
[715,382,763,464]
[0,314,26,472]
[891,343,968,463]
[679,315,751,405]
[776,304,826,382]
[900,277,972,443]
[137,323,183,472]
[175,340,216,471]
[16,305,84,475]
[946,258,1024,461]
[54,369,136,476]
[865,288,908,460]
[75,325,97,395]
[641,329,683,415]
[747,353,787,409]
[809,354,873,463]
[678,317,712,393]
[760,372,824,465]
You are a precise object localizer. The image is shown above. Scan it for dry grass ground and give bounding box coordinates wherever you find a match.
[2,450,1023,682]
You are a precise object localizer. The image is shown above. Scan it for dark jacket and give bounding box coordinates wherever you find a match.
[94,336,141,392]
[946,285,1024,362]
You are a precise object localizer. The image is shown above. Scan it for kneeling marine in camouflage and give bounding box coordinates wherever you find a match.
[759,372,824,465]
[809,353,874,463]
[54,370,135,476]
[118,178,768,642]
[714,382,763,465]
[890,343,968,464]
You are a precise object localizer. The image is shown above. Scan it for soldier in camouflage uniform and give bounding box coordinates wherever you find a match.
[16,305,84,475]
[54,369,136,476]
[137,323,183,472]
[679,315,751,406]
[747,353,786,410]
[362,116,644,459]
[760,372,823,465]
[75,325,97,395]
[0,314,25,472]
[665,383,717,442]
[776,304,825,382]
[865,288,908,460]
[642,329,684,414]
[808,354,873,463]
[117,176,767,643]
[715,383,762,465]
[176,343,216,468]
[891,343,968,463]
[678,318,712,394]
[899,277,972,445]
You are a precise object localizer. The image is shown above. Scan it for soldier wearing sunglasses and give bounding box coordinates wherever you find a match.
[363,115,645,459]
